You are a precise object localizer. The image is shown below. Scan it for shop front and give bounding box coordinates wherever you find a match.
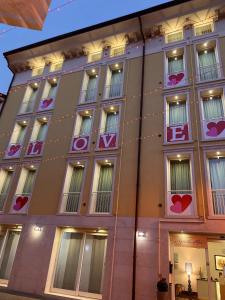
[170,233,225,300]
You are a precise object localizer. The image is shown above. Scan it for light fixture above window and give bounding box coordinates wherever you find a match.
[172,49,177,54]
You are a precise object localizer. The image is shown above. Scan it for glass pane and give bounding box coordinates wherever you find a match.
[0,231,20,280]
[203,96,224,120]
[22,170,36,194]
[79,235,107,294]
[16,126,26,144]
[105,112,118,133]
[80,117,92,136]
[169,101,187,125]
[53,232,83,290]
[170,160,191,194]
[168,56,183,75]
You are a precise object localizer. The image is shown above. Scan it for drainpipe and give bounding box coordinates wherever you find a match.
[132,15,146,300]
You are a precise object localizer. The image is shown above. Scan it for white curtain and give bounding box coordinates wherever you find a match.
[109,70,122,97]
[37,123,48,141]
[198,49,218,80]
[168,56,183,75]
[0,231,20,280]
[170,160,191,194]
[203,96,224,121]
[80,117,92,136]
[169,101,187,125]
[105,112,119,133]
[209,158,225,190]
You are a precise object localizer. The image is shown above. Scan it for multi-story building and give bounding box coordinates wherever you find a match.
[0,0,225,299]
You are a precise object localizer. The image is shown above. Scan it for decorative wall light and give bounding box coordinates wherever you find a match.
[137,231,146,238]
[34,225,43,232]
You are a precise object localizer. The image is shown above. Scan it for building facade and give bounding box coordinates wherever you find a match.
[0,0,225,299]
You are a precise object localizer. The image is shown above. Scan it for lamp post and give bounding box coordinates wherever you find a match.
[185,262,193,295]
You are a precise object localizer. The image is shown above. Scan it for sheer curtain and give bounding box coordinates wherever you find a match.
[66,167,84,212]
[37,123,48,141]
[54,232,82,290]
[198,49,218,80]
[96,166,113,212]
[168,56,183,75]
[105,112,119,133]
[16,126,26,144]
[80,117,92,136]
[79,235,107,294]
[22,170,35,194]
[169,101,187,125]
[86,76,97,101]
[0,172,12,210]
[170,160,191,194]
[110,70,122,97]
[0,231,20,280]
[203,97,224,120]
[209,158,225,190]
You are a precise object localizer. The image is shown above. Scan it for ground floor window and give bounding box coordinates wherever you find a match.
[0,228,21,285]
[50,229,107,299]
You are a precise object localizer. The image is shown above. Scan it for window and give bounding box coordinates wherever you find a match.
[32,66,44,77]
[166,48,185,87]
[5,120,28,158]
[0,167,14,211]
[194,23,213,36]
[80,69,98,103]
[50,60,63,72]
[110,45,126,57]
[88,51,102,63]
[104,63,123,99]
[208,157,225,215]
[166,94,190,143]
[202,95,224,121]
[90,160,114,213]
[19,83,38,114]
[166,31,183,44]
[0,228,21,284]
[196,41,220,81]
[39,78,58,111]
[60,162,85,213]
[166,154,195,216]
[26,117,49,156]
[51,229,107,298]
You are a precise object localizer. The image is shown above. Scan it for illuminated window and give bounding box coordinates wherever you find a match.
[50,61,64,72]
[32,66,44,77]
[166,30,183,43]
[195,23,213,36]
[88,51,102,63]
[110,45,126,57]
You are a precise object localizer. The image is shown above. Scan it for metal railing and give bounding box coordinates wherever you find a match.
[62,192,81,213]
[104,83,122,99]
[212,190,225,215]
[198,63,221,82]
[80,88,97,103]
[19,100,35,114]
[91,191,112,213]
[0,194,7,211]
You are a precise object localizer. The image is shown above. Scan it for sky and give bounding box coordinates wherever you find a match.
[0,0,171,93]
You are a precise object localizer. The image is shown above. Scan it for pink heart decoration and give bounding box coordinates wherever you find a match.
[13,196,29,211]
[40,98,53,109]
[206,121,225,137]
[168,73,184,86]
[170,194,192,214]
[8,144,21,156]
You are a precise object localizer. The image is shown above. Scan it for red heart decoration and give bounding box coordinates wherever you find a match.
[168,73,184,86]
[8,144,21,156]
[13,196,29,211]
[206,121,225,137]
[41,98,53,109]
[170,194,192,213]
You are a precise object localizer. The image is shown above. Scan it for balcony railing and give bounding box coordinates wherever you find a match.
[19,100,35,114]
[91,191,112,213]
[80,88,97,103]
[212,190,225,215]
[0,193,7,211]
[198,63,222,82]
[104,83,122,99]
[62,192,81,213]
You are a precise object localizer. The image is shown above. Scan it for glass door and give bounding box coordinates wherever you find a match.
[52,231,107,299]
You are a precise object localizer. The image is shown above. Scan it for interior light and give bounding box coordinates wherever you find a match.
[203,42,208,47]
[209,96,213,100]
[77,161,80,165]
[42,117,47,121]
[175,96,178,100]
[176,101,179,105]
[34,225,43,232]
[110,106,114,111]
[216,152,221,155]
[53,78,57,82]
[137,231,146,238]
[17,225,22,230]
[85,110,89,115]
[172,49,177,54]
[8,166,13,170]
[95,74,98,78]
[30,165,35,169]
[92,69,96,73]
[204,50,208,54]
[209,90,213,94]
[34,82,38,87]
[23,120,27,125]
[115,63,119,68]
[105,159,109,163]
[118,69,121,73]
[177,154,181,158]
[174,57,178,61]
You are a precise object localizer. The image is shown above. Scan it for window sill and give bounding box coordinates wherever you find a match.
[163,140,194,146]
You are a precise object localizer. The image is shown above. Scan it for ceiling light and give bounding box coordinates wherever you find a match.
[8,166,13,170]
[92,69,96,73]
[216,152,221,155]
[175,96,178,100]
[115,63,119,68]
[53,78,57,82]
[30,165,35,169]
[77,161,80,165]
[137,231,146,238]
[209,90,213,94]
[34,82,38,87]
[204,50,208,54]
[118,69,121,73]
[110,106,114,110]
[176,101,179,105]
[105,159,109,163]
[172,49,177,54]
[85,110,89,114]
[95,74,98,78]
[203,42,208,47]
[23,121,27,125]
[42,117,47,121]
[177,154,181,158]
[174,57,178,61]
[209,96,213,100]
